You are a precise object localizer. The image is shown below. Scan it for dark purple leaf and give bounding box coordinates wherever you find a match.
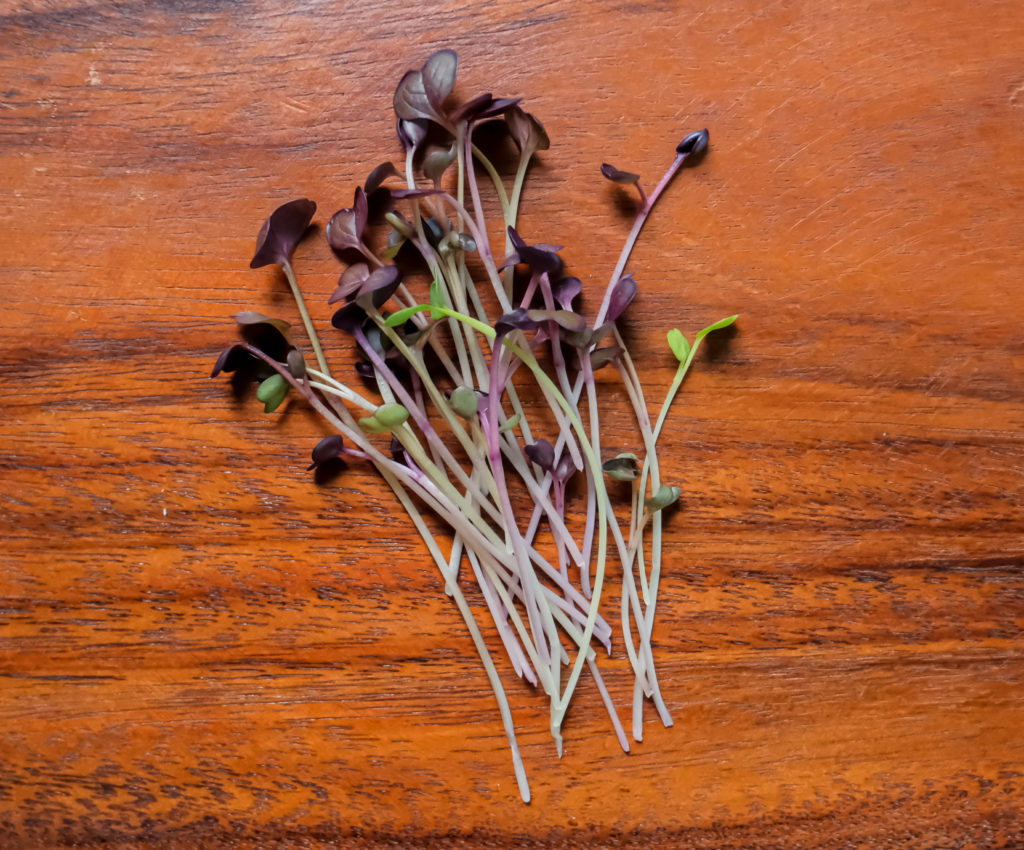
[478,96,521,119]
[450,92,491,124]
[326,188,368,253]
[308,435,346,470]
[505,226,561,276]
[389,436,409,465]
[358,323,385,358]
[451,93,522,125]
[394,69,437,123]
[423,217,445,247]
[495,308,540,337]
[234,311,291,336]
[606,273,638,322]
[354,189,368,236]
[329,263,370,305]
[365,162,400,195]
[234,312,292,361]
[497,251,521,272]
[331,301,368,334]
[397,118,429,151]
[676,128,709,156]
[249,199,316,269]
[506,106,550,154]
[551,277,582,310]
[554,452,578,482]
[360,265,401,307]
[211,344,252,378]
[422,49,458,110]
[600,163,640,185]
[354,360,375,379]
[524,439,555,471]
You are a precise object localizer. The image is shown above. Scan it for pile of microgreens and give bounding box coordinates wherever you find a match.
[213,50,735,803]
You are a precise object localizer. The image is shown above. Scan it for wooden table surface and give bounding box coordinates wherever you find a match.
[2,1,1023,847]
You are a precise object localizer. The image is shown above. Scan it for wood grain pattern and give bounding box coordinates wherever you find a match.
[2,0,1023,847]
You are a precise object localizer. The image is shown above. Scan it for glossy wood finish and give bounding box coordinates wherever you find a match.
[2,1,1022,847]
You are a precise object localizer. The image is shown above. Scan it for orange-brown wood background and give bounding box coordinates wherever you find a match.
[2,1,1023,847]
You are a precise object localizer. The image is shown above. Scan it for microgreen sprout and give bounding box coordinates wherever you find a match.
[214,50,736,802]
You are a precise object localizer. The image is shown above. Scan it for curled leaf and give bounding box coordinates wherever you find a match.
[424,145,458,183]
[676,128,709,157]
[554,452,578,482]
[506,106,550,154]
[308,435,346,470]
[551,277,582,310]
[451,93,522,125]
[397,117,429,152]
[327,266,368,309]
[250,199,316,269]
[603,453,640,481]
[329,262,370,305]
[211,344,253,378]
[365,162,400,195]
[524,439,554,471]
[645,484,682,513]
[331,301,369,334]
[600,163,640,185]
[504,226,561,276]
[358,265,402,308]
[389,435,408,465]
[326,188,369,253]
[606,273,638,322]
[590,345,622,371]
[234,311,291,336]
[234,312,292,361]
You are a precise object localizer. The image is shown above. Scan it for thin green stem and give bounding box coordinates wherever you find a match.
[282,261,329,376]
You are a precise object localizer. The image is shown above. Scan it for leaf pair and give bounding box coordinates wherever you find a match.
[250,199,316,269]
[525,438,577,481]
[394,49,460,129]
[359,403,410,434]
[256,373,289,413]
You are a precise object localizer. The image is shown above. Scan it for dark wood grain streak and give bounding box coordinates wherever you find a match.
[2,0,1023,847]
